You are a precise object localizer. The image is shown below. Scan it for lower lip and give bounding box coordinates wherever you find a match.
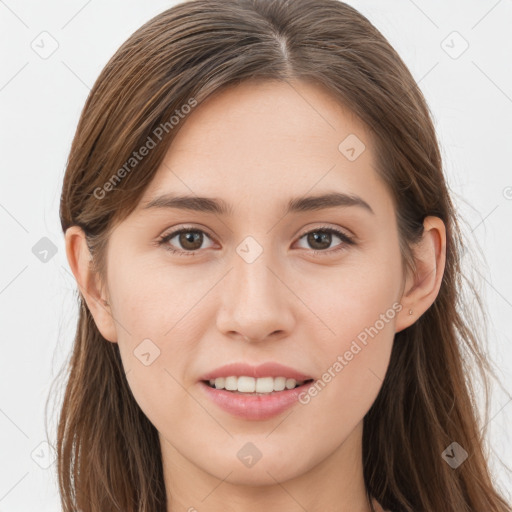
[199,380,315,421]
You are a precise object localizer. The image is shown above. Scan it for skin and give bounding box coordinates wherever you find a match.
[66,79,446,512]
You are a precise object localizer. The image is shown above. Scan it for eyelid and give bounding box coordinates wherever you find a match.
[159,223,216,241]
[295,223,354,240]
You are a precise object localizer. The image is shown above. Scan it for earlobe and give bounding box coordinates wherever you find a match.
[64,226,118,343]
[395,216,447,333]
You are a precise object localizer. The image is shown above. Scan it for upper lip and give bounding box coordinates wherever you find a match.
[199,362,314,382]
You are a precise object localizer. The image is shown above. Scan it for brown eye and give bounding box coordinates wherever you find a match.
[158,228,214,255]
[306,231,332,250]
[177,231,203,250]
[295,226,355,255]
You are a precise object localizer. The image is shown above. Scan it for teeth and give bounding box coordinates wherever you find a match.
[207,376,307,393]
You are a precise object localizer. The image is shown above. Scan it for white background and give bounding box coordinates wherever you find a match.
[1,0,511,510]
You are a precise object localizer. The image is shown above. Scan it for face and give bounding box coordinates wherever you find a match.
[90,80,410,491]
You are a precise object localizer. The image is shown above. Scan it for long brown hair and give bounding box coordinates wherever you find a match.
[51,0,512,510]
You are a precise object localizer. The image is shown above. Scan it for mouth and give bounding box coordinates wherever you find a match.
[202,377,315,395]
[199,377,316,420]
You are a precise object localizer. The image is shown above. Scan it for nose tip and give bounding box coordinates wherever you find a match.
[217,258,295,343]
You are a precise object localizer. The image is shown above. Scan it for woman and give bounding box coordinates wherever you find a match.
[56,0,511,510]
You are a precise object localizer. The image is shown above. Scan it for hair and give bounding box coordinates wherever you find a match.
[50,0,511,510]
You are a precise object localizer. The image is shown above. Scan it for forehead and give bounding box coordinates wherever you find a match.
[139,79,393,219]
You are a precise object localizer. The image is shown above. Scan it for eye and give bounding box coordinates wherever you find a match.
[157,227,215,256]
[157,224,355,257]
[295,225,355,256]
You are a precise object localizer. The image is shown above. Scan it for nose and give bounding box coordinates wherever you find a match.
[216,247,295,343]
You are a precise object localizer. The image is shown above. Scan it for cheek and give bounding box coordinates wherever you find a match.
[306,250,401,342]
[299,253,401,418]
[106,258,201,417]
[300,305,396,439]
[114,319,200,439]
[109,251,211,338]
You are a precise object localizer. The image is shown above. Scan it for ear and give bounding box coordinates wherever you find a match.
[64,225,118,343]
[395,216,447,333]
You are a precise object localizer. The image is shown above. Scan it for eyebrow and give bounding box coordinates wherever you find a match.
[141,191,375,216]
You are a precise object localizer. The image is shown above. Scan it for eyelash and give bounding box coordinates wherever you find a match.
[156,225,355,258]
